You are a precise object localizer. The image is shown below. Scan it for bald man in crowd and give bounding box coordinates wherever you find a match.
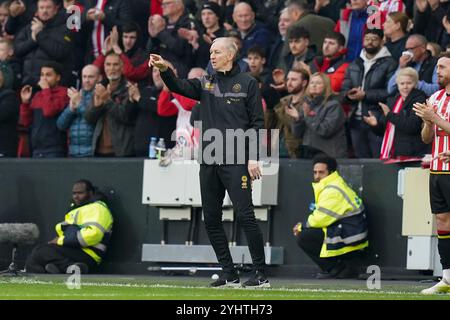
[57,65,101,157]
[232,2,271,56]
[149,37,269,288]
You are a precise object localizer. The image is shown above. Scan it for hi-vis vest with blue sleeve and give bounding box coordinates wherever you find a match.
[55,200,113,264]
[306,171,368,258]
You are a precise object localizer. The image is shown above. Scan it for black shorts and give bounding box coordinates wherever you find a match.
[429,174,450,214]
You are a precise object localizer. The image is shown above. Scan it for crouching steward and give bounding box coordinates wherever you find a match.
[294,155,368,279]
[25,180,113,274]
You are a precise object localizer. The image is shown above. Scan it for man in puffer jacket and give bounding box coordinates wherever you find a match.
[14,0,73,86]
[340,28,397,158]
[57,65,101,157]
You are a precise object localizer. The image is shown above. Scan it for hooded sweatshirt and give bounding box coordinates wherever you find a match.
[356,46,392,117]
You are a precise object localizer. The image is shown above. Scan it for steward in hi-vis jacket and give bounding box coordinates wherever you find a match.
[294,155,368,279]
[26,180,113,274]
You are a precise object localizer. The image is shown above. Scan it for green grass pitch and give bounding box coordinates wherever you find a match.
[1,275,450,300]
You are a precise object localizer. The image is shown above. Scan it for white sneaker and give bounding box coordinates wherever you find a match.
[421,279,450,294]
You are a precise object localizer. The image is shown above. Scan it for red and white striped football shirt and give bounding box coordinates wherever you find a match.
[92,0,108,58]
[429,89,450,172]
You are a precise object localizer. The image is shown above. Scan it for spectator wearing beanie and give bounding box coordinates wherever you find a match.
[194,2,225,69]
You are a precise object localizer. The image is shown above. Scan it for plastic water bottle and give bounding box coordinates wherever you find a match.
[149,137,157,159]
[156,138,166,159]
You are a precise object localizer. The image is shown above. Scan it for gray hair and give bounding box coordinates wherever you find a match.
[280,7,290,16]
[213,37,238,59]
[408,34,428,46]
[188,67,207,79]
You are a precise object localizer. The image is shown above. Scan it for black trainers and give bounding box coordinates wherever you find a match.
[335,265,360,279]
[45,263,61,274]
[243,270,270,288]
[315,262,346,279]
[315,271,335,279]
[210,273,241,288]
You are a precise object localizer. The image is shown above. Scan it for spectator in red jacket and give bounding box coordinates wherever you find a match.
[19,61,69,157]
[157,67,206,150]
[308,32,349,93]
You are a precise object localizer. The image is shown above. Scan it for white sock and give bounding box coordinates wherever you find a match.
[443,269,450,282]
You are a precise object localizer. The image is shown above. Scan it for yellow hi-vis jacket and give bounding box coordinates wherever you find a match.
[55,200,113,264]
[306,171,368,258]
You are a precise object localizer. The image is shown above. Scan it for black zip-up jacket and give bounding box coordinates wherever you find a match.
[127,84,177,156]
[14,12,73,86]
[147,12,195,78]
[409,52,437,84]
[283,46,316,73]
[340,52,397,119]
[160,63,264,164]
[5,0,37,36]
[370,88,431,157]
[0,89,20,157]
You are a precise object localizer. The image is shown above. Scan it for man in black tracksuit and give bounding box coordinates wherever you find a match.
[149,37,270,288]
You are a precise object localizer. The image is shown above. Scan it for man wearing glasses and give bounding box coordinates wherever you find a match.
[387,34,439,96]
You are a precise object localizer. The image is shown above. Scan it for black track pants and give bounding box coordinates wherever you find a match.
[200,164,266,274]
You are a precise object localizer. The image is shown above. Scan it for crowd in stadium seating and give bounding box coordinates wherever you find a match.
[0,0,448,159]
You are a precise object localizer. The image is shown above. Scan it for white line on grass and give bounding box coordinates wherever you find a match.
[0,279,426,296]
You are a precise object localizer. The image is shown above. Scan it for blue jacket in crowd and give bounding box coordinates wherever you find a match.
[56,90,95,157]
